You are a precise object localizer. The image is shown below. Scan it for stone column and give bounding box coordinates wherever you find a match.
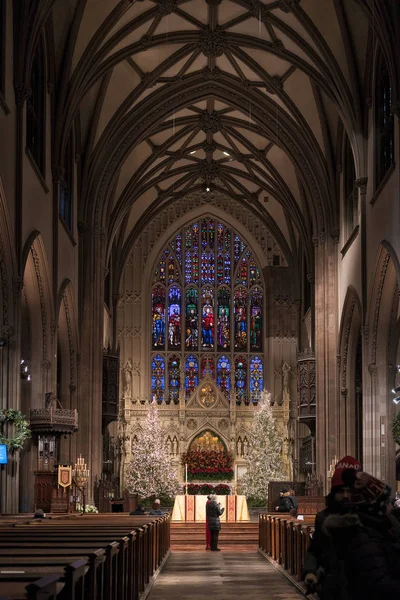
[314,233,339,492]
[76,223,106,501]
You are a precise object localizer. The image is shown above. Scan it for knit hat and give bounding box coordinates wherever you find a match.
[331,455,361,489]
[344,471,391,515]
[154,499,161,505]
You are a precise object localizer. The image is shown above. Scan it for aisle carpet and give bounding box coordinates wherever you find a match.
[147,552,304,600]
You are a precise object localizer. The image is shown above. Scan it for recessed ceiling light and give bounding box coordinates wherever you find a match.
[223,151,230,156]
[190,150,196,155]
[206,187,211,192]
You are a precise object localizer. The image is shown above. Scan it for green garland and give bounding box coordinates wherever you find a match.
[392,413,400,446]
[0,409,31,452]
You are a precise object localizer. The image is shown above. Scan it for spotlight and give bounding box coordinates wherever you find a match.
[206,187,211,192]
[394,397,400,405]
[190,150,196,155]
[20,359,24,365]
[223,151,230,156]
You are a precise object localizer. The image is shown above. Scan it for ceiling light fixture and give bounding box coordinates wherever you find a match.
[190,151,196,155]
[223,151,230,156]
[206,187,211,192]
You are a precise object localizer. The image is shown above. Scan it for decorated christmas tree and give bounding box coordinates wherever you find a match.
[239,390,284,502]
[125,402,181,501]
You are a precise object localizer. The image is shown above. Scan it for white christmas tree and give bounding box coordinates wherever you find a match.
[125,402,181,500]
[239,390,285,502]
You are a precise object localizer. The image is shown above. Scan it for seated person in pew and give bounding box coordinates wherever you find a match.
[33,509,46,519]
[130,504,148,515]
[302,455,361,598]
[149,499,164,515]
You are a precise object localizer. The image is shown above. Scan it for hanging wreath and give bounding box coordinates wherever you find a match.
[0,409,31,452]
[392,413,400,446]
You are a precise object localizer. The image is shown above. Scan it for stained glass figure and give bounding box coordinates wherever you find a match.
[168,257,177,284]
[217,356,231,397]
[250,356,263,404]
[168,356,180,405]
[217,223,224,250]
[250,287,262,351]
[234,288,247,350]
[217,289,230,350]
[192,223,199,249]
[185,288,198,350]
[235,357,247,405]
[152,286,165,349]
[201,288,214,348]
[201,357,215,379]
[185,355,198,399]
[151,355,165,404]
[168,286,181,349]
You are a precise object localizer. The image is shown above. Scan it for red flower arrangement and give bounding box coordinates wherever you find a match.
[186,483,231,495]
[181,450,234,481]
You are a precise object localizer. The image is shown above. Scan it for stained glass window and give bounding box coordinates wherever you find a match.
[152,355,165,404]
[250,356,263,404]
[217,356,231,397]
[152,286,165,349]
[185,355,199,399]
[168,286,181,350]
[151,218,265,405]
[235,357,247,405]
[168,357,180,405]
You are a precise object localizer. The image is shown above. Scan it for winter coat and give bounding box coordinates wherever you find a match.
[206,500,224,530]
[275,494,292,513]
[323,512,400,600]
[303,507,351,600]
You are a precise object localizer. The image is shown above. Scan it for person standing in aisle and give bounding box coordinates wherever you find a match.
[206,494,224,551]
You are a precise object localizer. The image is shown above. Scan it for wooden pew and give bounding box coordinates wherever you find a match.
[0,513,170,600]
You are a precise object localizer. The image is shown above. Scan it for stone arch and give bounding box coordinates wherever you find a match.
[364,243,400,483]
[57,279,79,409]
[187,428,229,453]
[21,231,55,408]
[337,286,362,460]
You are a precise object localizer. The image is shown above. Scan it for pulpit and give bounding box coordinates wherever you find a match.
[172,495,250,521]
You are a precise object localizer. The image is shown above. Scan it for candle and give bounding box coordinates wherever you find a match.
[185,463,188,484]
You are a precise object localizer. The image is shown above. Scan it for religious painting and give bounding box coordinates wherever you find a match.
[217,356,231,397]
[168,286,181,350]
[185,288,198,350]
[235,357,247,405]
[151,355,165,403]
[201,288,214,348]
[234,288,247,351]
[217,289,230,350]
[250,287,263,351]
[190,430,225,452]
[168,356,180,405]
[185,355,199,399]
[152,286,165,349]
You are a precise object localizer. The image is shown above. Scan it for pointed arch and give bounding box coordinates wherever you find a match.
[337,286,362,459]
[57,279,79,409]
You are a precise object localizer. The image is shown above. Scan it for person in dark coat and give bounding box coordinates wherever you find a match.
[274,488,292,512]
[302,455,361,599]
[205,495,211,550]
[323,470,400,600]
[130,504,146,515]
[206,494,224,551]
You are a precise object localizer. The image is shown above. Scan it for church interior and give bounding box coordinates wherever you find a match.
[0,0,400,595]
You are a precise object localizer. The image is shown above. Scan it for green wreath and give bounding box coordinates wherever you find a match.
[392,413,400,446]
[0,409,31,452]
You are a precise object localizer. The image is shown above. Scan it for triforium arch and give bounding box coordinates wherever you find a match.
[337,286,362,461]
[364,242,400,485]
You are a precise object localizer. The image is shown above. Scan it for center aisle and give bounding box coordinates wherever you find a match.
[148,552,305,600]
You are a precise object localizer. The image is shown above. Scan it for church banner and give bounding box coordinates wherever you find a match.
[58,465,72,488]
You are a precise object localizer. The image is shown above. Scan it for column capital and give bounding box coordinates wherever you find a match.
[355,177,368,195]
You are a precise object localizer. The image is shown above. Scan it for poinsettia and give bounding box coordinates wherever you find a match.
[181,449,234,481]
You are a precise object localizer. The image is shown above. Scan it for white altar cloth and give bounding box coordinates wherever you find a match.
[171,494,250,522]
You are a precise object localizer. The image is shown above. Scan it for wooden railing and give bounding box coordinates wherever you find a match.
[259,513,315,583]
[0,512,170,600]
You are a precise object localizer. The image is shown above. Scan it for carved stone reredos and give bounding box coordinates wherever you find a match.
[186,376,229,410]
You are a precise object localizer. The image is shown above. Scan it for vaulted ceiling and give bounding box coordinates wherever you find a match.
[48,0,379,276]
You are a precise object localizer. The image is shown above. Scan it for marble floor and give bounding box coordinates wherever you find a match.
[148,552,305,600]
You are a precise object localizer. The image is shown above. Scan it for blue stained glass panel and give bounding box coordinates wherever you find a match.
[235,357,247,405]
[152,286,165,349]
[217,356,231,397]
[250,356,263,404]
[168,357,180,405]
[151,355,165,404]
[185,355,199,399]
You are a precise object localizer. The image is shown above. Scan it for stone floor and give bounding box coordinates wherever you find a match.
[148,552,305,600]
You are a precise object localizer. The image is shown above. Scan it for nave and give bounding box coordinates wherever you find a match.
[147,552,304,600]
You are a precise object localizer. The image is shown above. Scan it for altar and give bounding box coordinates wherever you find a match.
[172,495,250,522]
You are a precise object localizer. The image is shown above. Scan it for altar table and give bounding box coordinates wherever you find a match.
[171,494,250,522]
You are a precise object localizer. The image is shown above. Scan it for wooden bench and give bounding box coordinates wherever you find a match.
[0,513,170,600]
